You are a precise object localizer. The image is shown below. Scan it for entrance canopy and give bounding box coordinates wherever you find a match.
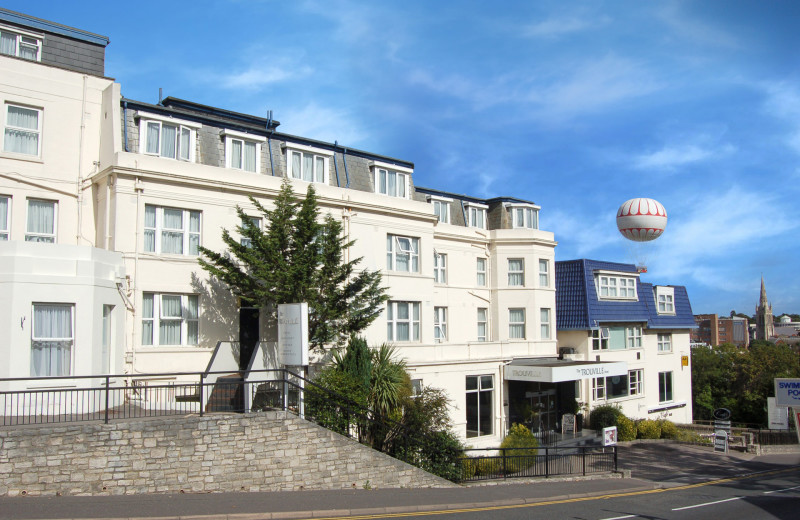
[505,358,627,383]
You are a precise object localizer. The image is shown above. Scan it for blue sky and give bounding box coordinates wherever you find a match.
[11,0,800,316]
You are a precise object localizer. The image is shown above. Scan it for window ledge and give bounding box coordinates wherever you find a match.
[0,151,43,164]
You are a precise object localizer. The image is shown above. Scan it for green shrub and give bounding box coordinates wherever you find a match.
[499,423,539,473]
[589,404,623,430]
[617,415,638,441]
[659,420,679,439]
[636,419,662,439]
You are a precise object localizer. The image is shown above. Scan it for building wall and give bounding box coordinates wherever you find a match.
[0,412,453,497]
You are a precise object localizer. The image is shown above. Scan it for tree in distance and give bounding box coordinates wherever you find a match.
[198,178,389,354]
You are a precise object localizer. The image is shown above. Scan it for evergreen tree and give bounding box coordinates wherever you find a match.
[198,178,388,353]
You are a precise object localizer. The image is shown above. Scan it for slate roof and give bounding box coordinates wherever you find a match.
[555,259,696,330]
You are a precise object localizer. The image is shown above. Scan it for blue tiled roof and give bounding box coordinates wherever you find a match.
[555,259,696,330]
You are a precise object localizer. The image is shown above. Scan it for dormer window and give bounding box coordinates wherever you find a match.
[222,129,265,173]
[465,202,487,229]
[655,286,675,314]
[137,112,199,162]
[371,161,411,198]
[595,271,638,300]
[428,195,452,224]
[509,204,539,229]
[0,25,42,61]
[285,143,331,184]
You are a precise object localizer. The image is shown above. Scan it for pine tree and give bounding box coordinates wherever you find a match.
[198,178,388,353]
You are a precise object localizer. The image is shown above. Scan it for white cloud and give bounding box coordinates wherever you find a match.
[219,64,309,90]
[278,102,368,146]
[522,15,610,39]
[632,140,735,170]
[761,81,800,154]
[657,2,741,50]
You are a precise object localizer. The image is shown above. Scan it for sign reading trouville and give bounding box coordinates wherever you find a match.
[505,361,627,383]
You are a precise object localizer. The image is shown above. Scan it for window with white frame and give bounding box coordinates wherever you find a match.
[387,301,420,342]
[597,274,637,299]
[287,145,330,184]
[433,252,447,283]
[141,293,199,346]
[25,199,56,243]
[477,307,488,342]
[626,325,642,349]
[592,377,606,400]
[431,199,450,223]
[4,103,41,156]
[656,286,675,314]
[658,333,672,352]
[240,216,261,248]
[466,375,493,437]
[539,259,549,287]
[629,369,643,396]
[508,258,524,286]
[31,303,73,377]
[510,205,539,229]
[540,308,551,340]
[0,195,9,240]
[509,308,526,339]
[411,379,423,397]
[144,205,201,255]
[659,371,673,402]
[224,130,264,173]
[138,113,198,161]
[606,374,629,399]
[465,203,487,229]
[476,257,487,287]
[434,307,447,343]
[386,234,419,273]
[0,25,41,61]
[372,162,410,198]
[592,328,609,350]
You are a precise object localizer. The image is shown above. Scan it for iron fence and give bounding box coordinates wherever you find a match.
[459,446,617,482]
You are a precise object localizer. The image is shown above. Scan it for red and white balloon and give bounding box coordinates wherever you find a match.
[616,198,667,242]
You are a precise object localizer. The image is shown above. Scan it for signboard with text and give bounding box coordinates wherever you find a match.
[774,378,800,407]
[278,303,309,366]
[602,426,617,446]
[767,397,789,430]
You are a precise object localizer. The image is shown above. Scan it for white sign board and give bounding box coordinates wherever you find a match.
[602,426,617,446]
[767,397,789,430]
[278,303,309,366]
[775,378,800,407]
[714,430,728,453]
[506,362,628,383]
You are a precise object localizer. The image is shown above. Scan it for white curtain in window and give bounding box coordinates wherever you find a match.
[26,200,54,241]
[303,153,313,181]
[186,295,198,344]
[161,209,183,254]
[19,41,37,60]
[411,238,419,272]
[144,205,156,252]
[315,156,324,182]
[244,142,256,172]
[159,295,182,345]
[161,124,177,159]
[1,32,16,55]
[31,304,72,377]
[291,151,302,179]
[395,238,409,272]
[508,259,523,286]
[145,122,160,154]
[388,171,396,196]
[396,303,410,341]
[4,105,39,155]
[179,127,191,160]
[231,139,242,169]
[509,309,525,339]
[188,211,200,255]
[141,294,154,345]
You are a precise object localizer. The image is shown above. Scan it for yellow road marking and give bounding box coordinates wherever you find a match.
[302,466,800,520]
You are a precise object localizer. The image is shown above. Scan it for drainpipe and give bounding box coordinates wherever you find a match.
[266,110,275,176]
[332,141,341,187]
[342,146,351,188]
[76,75,88,245]
[122,101,129,152]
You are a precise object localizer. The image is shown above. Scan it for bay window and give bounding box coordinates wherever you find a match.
[137,112,198,161]
[510,205,539,229]
[287,144,330,183]
[141,293,199,346]
[509,308,526,339]
[540,308,551,340]
[508,258,524,286]
[372,161,411,198]
[539,259,549,287]
[465,203,487,229]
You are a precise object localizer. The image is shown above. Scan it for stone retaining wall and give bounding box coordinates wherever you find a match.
[0,411,455,496]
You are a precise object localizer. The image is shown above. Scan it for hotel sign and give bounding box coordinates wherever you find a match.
[278,303,309,366]
[505,361,627,383]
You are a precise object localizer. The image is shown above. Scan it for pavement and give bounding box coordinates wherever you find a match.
[2,442,799,520]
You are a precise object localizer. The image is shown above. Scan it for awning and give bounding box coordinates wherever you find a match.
[504,358,628,383]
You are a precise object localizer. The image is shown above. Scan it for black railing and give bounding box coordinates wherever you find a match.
[459,446,617,482]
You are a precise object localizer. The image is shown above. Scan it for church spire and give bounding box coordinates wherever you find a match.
[760,276,768,307]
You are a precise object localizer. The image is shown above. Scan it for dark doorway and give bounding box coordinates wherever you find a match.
[239,306,259,371]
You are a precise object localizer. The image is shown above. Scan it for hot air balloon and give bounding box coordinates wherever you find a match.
[616,198,667,272]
